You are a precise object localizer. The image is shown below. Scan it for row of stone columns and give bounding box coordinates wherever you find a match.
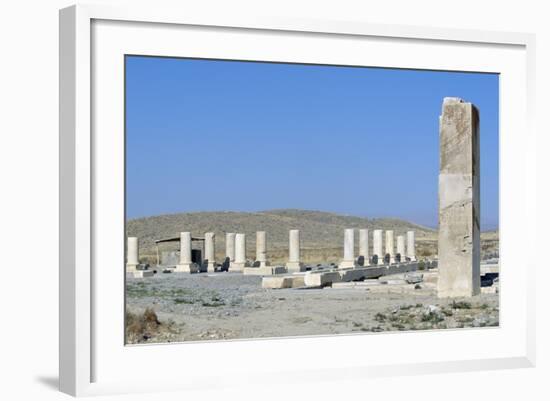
[127,228,416,273]
[342,229,416,267]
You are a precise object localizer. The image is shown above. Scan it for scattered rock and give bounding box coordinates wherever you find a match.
[405,273,423,284]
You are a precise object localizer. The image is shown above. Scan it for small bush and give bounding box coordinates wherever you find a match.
[374,313,387,322]
[421,312,444,324]
[442,308,453,317]
[202,296,225,307]
[452,301,472,309]
[126,308,161,343]
[174,298,194,304]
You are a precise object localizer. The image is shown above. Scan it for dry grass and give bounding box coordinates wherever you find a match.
[126,308,164,343]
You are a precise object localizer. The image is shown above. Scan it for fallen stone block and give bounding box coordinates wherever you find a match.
[262,276,293,289]
[262,275,305,289]
[404,273,423,284]
[127,270,155,279]
[339,266,385,281]
[331,280,382,289]
[304,271,341,287]
[289,276,306,288]
[243,266,288,276]
[379,278,408,285]
[386,262,418,275]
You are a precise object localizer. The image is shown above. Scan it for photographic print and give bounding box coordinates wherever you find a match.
[124,56,499,344]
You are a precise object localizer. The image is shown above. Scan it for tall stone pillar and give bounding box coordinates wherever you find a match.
[373,230,384,265]
[175,232,196,273]
[126,236,139,272]
[256,231,268,267]
[359,229,369,266]
[231,233,246,271]
[396,235,406,263]
[406,231,416,261]
[226,233,236,263]
[339,228,356,268]
[204,232,216,272]
[385,230,395,264]
[286,229,305,272]
[437,97,481,298]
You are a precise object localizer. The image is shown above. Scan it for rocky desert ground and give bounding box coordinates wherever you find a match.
[125,271,499,344]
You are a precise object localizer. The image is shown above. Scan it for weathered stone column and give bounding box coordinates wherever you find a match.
[175,232,196,273]
[231,233,246,271]
[385,230,395,264]
[204,232,216,272]
[256,231,268,267]
[286,229,305,272]
[373,230,384,265]
[359,229,369,266]
[339,228,356,268]
[396,235,406,263]
[226,233,236,262]
[437,97,481,298]
[126,236,139,271]
[406,231,416,261]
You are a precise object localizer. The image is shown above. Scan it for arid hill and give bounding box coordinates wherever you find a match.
[126,209,497,264]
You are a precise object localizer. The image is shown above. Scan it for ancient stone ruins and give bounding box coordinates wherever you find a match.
[438,97,481,297]
[126,98,493,298]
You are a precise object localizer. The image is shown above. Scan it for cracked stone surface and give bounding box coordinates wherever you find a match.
[438,98,481,298]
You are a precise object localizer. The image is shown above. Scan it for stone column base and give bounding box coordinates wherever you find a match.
[174,263,198,273]
[437,286,481,298]
[206,262,217,273]
[286,261,305,273]
[126,263,138,272]
[230,262,246,272]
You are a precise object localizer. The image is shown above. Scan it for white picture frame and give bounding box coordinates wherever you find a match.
[59,3,536,397]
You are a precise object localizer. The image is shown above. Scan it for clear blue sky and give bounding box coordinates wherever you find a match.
[126,56,499,230]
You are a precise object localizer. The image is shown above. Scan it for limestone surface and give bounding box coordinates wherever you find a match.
[406,231,416,261]
[339,228,356,268]
[385,230,395,263]
[226,233,236,262]
[126,237,139,272]
[204,232,217,272]
[175,232,196,273]
[286,230,305,272]
[396,235,405,262]
[256,231,268,267]
[231,233,246,271]
[437,97,481,297]
[359,229,369,264]
[373,230,384,265]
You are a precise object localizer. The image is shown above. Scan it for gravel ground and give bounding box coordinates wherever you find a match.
[126,272,499,344]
